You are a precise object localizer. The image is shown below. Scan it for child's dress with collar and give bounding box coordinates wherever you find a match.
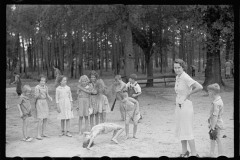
[56,85,74,120]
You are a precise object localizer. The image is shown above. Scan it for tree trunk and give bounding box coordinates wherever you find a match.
[21,36,27,77]
[145,49,153,87]
[123,23,135,83]
[105,29,109,72]
[172,31,175,73]
[78,27,83,77]
[179,30,183,60]
[187,40,192,75]
[198,42,201,72]
[225,35,230,61]
[202,7,224,90]
[17,33,22,73]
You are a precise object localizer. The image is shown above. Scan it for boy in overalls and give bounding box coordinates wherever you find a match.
[126,74,142,122]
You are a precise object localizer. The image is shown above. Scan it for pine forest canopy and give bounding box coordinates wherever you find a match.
[6,5,234,89]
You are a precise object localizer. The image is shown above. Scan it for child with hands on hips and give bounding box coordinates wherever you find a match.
[17,85,34,142]
[34,75,53,140]
[120,91,140,140]
[77,75,96,134]
[207,83,224,157]
[56,75,74,137]
[83,123,124,150]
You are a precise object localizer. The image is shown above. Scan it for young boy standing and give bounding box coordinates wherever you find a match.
[126,74,142,122]
[207,83,224,157]
[120,91,140,139]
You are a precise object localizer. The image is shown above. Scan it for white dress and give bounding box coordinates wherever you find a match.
[56,85,74,120]
[174,71,196,140]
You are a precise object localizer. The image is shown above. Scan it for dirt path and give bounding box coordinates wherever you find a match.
[5,80,234,157]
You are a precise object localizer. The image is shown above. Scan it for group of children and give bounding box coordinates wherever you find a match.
[8,71,224,157]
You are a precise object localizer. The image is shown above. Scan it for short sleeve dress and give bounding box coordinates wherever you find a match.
[77,85,92,117]
[56,85,74,120]
[174,71,196,140]
[35,85,49,119]
[89,82,98,114]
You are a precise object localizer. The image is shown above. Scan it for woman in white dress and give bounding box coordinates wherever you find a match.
[174,59,203,157]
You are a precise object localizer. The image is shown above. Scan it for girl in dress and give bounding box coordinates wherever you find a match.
[34,75,53,140]
[95,79,110,123]
[77,75,94,134]
[88,71,99,129]
[56,75,74,137]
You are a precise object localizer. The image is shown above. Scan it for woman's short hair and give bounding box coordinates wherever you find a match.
[57,75,67,84]
[88,70,99,80]
[174,59,186,69]
[207,83,221,94]
[38,74,47,82]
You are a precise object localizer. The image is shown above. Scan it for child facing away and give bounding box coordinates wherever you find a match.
[95,79,110,123]
[207,83,224,157]
[56,75,74,137]
[83,123,124,150]
[113,75,127,121]
[34,75,53,140]
[77,75,95,134]
[126,74,143,122]
[17,85,34,142]
[120,91,140,140]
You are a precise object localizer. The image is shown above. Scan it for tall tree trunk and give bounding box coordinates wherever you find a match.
[93,30,97,70]
[145,49,153,87]
[21,36,27,77]
[41,36,44,72]
[172,31,176,73]
[198,42,201,72]
[225,35,230,61]
[78,26,83,77]
[187,40,192,75]
[105,29,109,72]
[202,6,224,90]
[17,33,22,73]
[123,23,134,83]
[179,30,183,60]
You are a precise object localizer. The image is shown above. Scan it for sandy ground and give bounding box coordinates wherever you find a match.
[5,78,234,158]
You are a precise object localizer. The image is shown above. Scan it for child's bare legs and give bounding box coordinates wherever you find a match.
[90,114,94,129]
[210,140,215,157]
[125,117,130,140]
[181,140,188,154]
[111,127,124,144]
[119,102,125,121]
[84,116,89,132]
[95,113,99,125]
[79,117,83,134]
[60,119,65,135]
[216,137,223,156]
[99,113,103,123]
[22,118,28,139]
[103,112,107,123]
[42,118,49,137]
[66,119,72,136]
[188,139,197,156]
[37,119,42,139]
[133,121,138,138]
